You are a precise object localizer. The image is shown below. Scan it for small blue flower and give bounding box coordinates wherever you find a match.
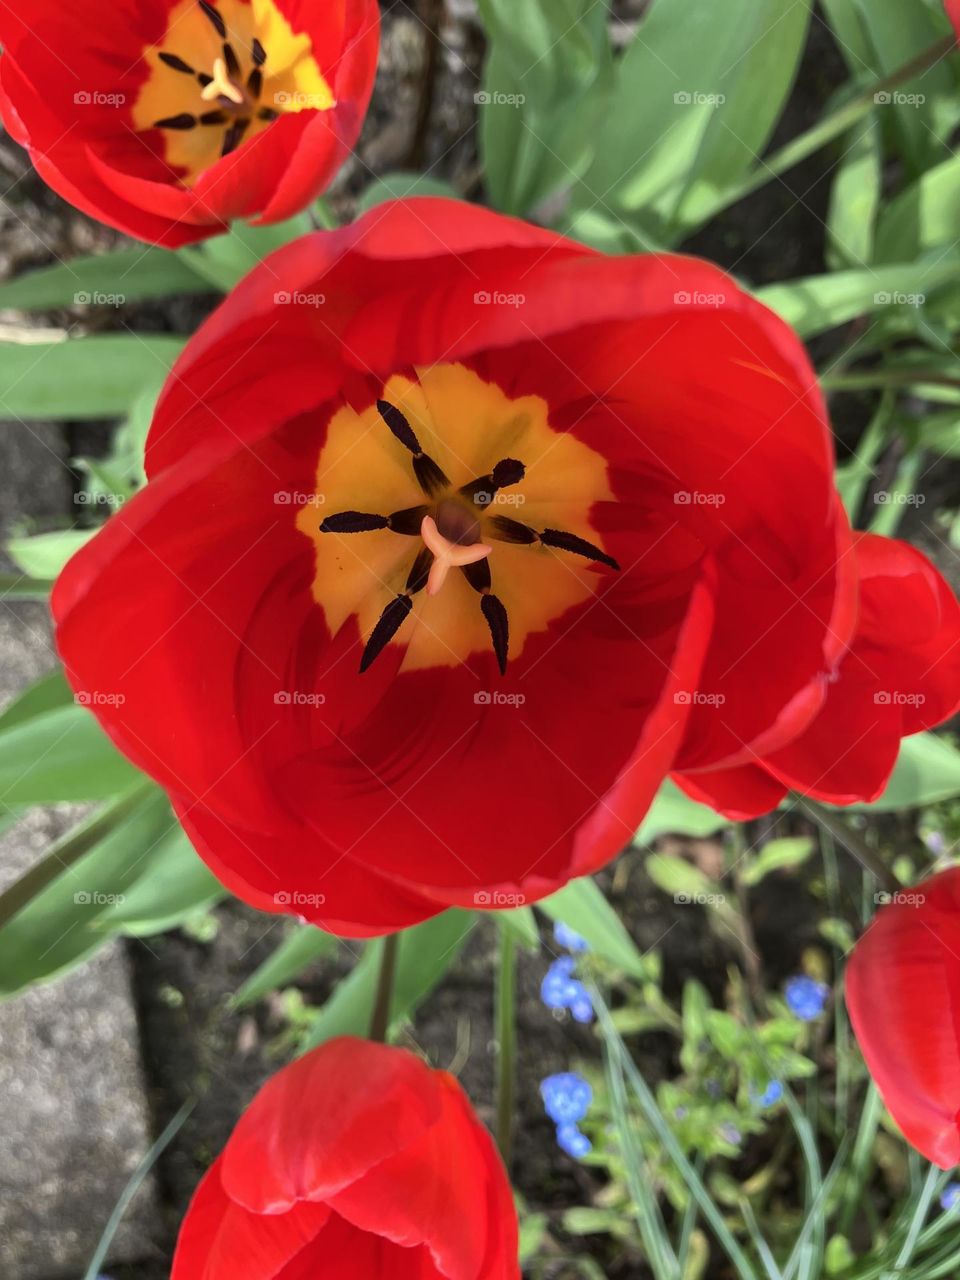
[719,1122,742,1145]
[569,985,595,1024]
[925,830,946,856]
[554,920,589,953]
[785,975,830,1021]
[556,1122,592,1159]
[752,1080,784,1108]
[540,956,579,1009]
[541,1072,592,1125]
[540,957,594,1022]
[941,1183,960,1211]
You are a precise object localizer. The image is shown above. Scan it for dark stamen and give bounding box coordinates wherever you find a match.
[462,457,525,507]
[540,528,620,571]
[198,73,214,88]
[159,52,196,74]
[154,113,197,130]
[247,68,263,100]
[461,559,492,593]
[258,107,280,121]
[376,400,449,498]
[359,595,412,673]
[487,516,538,545]
[222,118,250,156]
[320,512,390,534]
[413,454,449,498]
[406,548,433,595]
[387,506,429,536]
[481,594,510,675]
[377,399,421,454]
[199,0,227,38]
[223,42,241,79]
[252,38,267,66]
[200,109,228,125]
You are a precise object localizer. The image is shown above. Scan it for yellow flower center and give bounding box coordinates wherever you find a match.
[133,0,334,185]
[297,363,619,675]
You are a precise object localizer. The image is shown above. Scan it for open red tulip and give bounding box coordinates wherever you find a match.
[674,532,960,817]
[54,198,950,936]
[0,0,379,246]
[846,869,960,1168]
[171,1037,519,1279]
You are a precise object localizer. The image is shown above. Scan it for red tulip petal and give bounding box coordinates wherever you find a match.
[328,1074,518,1280]
[220,1039,444,1213]
[171,1157,331,1280]
[276,1212,437,1280]
[847,868,960,1168]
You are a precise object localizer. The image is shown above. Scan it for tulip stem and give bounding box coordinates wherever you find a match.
[495,923,517,1169]
[369,933,400,1043]
[796,798,899,896]
[698,34,957,220]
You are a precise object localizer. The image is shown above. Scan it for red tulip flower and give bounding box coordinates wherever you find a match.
[846,870,960,1168]
[0,0,379,246]
[53,200,955,936]
[171,1037,519,1279]
[674,532,960,817]
[947,0,960,39]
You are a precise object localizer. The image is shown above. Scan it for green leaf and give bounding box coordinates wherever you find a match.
[875,153,960,262]
[570,0,811,243]
[636,778,728,843]
[478,0,614,215]
[6,528,94,578]
[232,924,338,1008]
[0,336,185,420]
[497,905,540,952]
[299,911,473,1050]
[540,877,647,978]
[840,0,958,173]
[0,787,178,997]
[95,825,224,936]
[0,248,209,311]
[0,573,54,600]
[0,669,73,734]
[179,214,313,291]
[740,837,814,887]
[755,254,960,338]
[645,853,717,902]
[356,173,461,213]
[842,732,960,810]
[827,115,882,268]
[0,703,142,804]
